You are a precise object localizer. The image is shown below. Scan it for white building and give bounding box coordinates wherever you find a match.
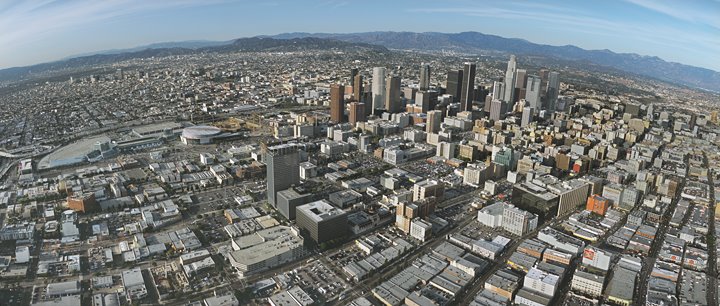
[410,219,433,242]
[523,267,559,296]
[121,268,147,303]
[571,270,605,297]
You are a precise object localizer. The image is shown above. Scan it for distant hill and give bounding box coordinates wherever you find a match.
[0,37,387,82]
[65,40,234,58]
[268,31,720,92]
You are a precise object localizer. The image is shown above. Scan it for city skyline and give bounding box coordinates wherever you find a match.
[0,0,718,71]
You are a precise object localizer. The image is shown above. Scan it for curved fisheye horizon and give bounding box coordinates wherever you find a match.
[0,1,719,306]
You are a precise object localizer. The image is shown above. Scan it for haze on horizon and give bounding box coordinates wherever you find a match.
[0,0,718,71]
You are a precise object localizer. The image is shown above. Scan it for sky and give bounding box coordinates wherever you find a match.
[0,0,718,71]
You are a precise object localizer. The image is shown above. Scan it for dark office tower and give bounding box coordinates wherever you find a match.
[350,68,358,85]
[385,75,402,113]
[330,84,345,123]
[446,69,463,103]
[419,63,431,91]
[353,75,363,102]
[489,99,508,121]
[503,55,517,103]
[546,72,559,113]
[514,69,528,103]
[460,62,476,112]
[526,75,542,110]
[266,144,300,207]
[515,69,527,89]
[539,69,550,93]
[349,102,366,124]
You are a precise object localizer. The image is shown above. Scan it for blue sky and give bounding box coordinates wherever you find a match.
[1,0,718,71]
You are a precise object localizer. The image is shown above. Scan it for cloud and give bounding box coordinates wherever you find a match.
[622,0,720,30]
[0,0,231,48]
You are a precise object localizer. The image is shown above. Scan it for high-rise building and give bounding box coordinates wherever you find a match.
[546,72,560,113]
[515,69,528,89]
[492,81,504,101]
[413,180,444,202]
[489,99,508,121]
[526,75,542,110]
[296,200,347,243]
[521,107,534,127]
[426,110,442,133]
[385,75,401,113]
[353,74,363,102]
[460,62,476,112]
[446,69,463,103]
[503,55,517,103]
[350,68,358,85]
[330,84,345,123]
[502,205,538,236]
[415,91,431,113]
[349,102,366,124]
[372,67,386,115]
[266,144,300,207]
[419,63,431,91]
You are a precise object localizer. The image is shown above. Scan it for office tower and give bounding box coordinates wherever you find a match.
[503,55,517,103]
[350,68,358,85]
[515,69,527,89]
[353,75,363,102]
[419,63,431,90]
[521,107,534,127]
[492,81,504,100]
[266,144,300,207]
[502,205,538,236]
[446,69,463,102]
[460,62,476,112]
[372,67,386,115]
[349,102,366,124]
[330,84,345,123]
[426,110,442,133]
[416,91,431,113]
[526,75,542,110]
[296,200,347,243]
[514,69,528,103]
[539,69,550,92]
[385,75,401,113]
[546,72,560,113]
[489,99,508,121]
[413,180,445,202]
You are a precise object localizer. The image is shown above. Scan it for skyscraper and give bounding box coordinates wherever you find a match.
[415,91,430,113]
[460,62,476,112]
[503,55,517,103]
[330,84,345,123]
[353,74,363,102]
[446,69,463,102]
[526,75,542,110]
[349,102,366,124]
[514,68,528,102]
[521,107,534,127]
[492,81,504,101]
[372,67,386,115]
[419,63,431,91]
[266,144,300,207]
[385,75,401,113]
[489,99,508,121]
[426,110,442,133]
[350,68,358,85]
[546,72,560,113]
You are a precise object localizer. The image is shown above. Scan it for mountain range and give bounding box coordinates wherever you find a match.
[1,31,718,92]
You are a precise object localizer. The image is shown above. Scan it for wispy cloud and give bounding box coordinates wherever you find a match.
[0,0,230,48]
[622,0,720,30]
